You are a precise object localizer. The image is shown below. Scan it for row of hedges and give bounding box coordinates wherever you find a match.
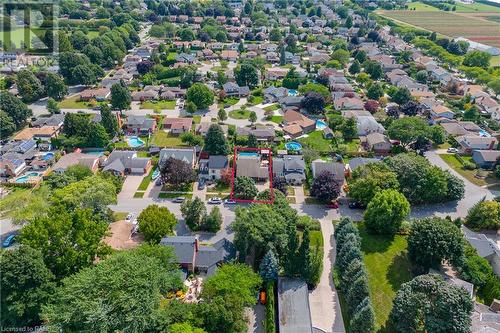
[334,217,375,333]
[265,281,276,333]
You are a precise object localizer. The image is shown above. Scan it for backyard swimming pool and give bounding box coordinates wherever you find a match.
[15,172,40,183]
[288,89,298,96]
[479,129,491,137]
[42,152,54,161]
[285,142,303,151]
[316,119,328,130]
[238,152,260,157]
[127,136,145,148]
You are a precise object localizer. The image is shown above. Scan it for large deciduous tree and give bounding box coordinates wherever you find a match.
[181,197,207,231]
[160,157,196,186]
[407,217,464,269]
[111,81,131,110]
[186,83,214,110]
[465,200,500,231]
[17,69,44,102]
[390,274,473,333]
[300,91,325,114]
[43,246,183,332]
[348,162,399,206]
[138,204,177,243]
[1,246,55,327]
[234,62,259,88]
[204,124,229,155]
[310,171,341,203]
[44,72,68,100]
[233,176,258,200]
[0,91,32,129]
[364,189,410,235]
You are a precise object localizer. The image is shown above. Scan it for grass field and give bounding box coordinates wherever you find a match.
[229,109,251,119]
[438,153,498,186]
[407,2,439,11]
[453,2,500,12]
[299,131,333,152]
[140,100,176,110]
[491,55,500,67]
[269,115,283,123]
[0,28,46,49]
[377,10,500,47]
[58,95,93,109]
[358,223,412,332]
[150,131,185,147]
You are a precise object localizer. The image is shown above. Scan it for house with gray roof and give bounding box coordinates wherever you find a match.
[347,157,380,172]
[103,150,152,175]
[52,152,100,174]
[222,82,250,97]
[472,150,500,170]
[464,227,500,277]
[160,235,235,276]
[126,115,157,135]
[159,148,197,167]
[264,86,288,103]
[311,159,345,184]
[273,155,306,185]
[199,155,229,180]
[236,127,276,142]
[32,114,64,128]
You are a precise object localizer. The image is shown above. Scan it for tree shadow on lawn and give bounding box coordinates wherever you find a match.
[359,224,394,254]
[386,251,412,291]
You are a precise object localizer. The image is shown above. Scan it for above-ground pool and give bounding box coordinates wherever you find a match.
[127,136,145,148]
[15,172,40,183]
[288,89,298,96]
[316,119,328,130]
[285,142,303,151]
[238,152,260,157]
[42,152,54,161]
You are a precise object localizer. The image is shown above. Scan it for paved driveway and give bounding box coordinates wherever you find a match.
[118,175,144,200]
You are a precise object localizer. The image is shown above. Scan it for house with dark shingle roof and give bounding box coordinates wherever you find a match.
[102,150,152,175]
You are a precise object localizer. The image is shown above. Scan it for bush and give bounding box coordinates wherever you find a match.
[265,281,276,333]
[465,200,500,231]
[463,161,476,170]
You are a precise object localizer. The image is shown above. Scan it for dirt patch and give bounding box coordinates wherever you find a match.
[104,220,143,250]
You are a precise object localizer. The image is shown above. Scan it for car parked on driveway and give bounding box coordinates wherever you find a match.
[173,197,185,203]
[198,179,206,190]
[224,199,236,205]
[2,235,16,248]
[208,197,222,204]
[348,201,365,209]
[447,147,459,153]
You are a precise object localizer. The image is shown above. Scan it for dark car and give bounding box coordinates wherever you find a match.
[348,201,365,209]
[173,197,185,203]
[198,179,206,190]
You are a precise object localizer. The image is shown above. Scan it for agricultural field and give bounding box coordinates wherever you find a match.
[377,10,500,47]
[452,2,500,12]
[407,2,439,11]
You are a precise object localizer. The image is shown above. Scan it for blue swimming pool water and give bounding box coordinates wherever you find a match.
[316,119,328,130]
[288,89,298,96]
[238,152,259,157]
[42,152,54,161]
[285,142,302,151]
[83,150,105,157]
[15,172,39,183]
[479,129,491,137]
[127,136,145,148]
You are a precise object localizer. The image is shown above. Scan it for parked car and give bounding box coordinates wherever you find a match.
[326,201,339,209]
[208,197,222,204]
[198,179,206,190]
[348,201,364,209]
[224,199,236,205]
[173,197,185,203]
[126,213,134,221]
[447,147,459,153]
[2,235,16,248]
[155,178,163,186]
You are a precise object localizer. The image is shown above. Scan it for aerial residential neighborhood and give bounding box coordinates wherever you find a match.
[0,0,500,332]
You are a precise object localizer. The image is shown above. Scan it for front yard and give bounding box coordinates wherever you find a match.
[58,95,94,109]
[140,100,176,110]
[150,131,185,147]
[439,154,497,187]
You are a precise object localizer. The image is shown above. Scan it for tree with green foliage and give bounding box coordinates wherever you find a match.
[310,170,341,203]
[20,208,110,278]
[86,122,110,148]
[45,164,93,189]
[197,264,261,333]
[218,108,227,122]
[44,72,67,100]
[43,246,182,332]
[186,101,197,113]
[233,176,258,200]
[235,62,259,88]
[138,204,177,243]
[408,217,464,269]
[348,162,399,206]
[169,323,207,333]
[16,69,44,102]
[0,111,16,139]
[282,67,302,89]
[364,61,383,80]
[364,189,410,235]
[259,248,279,282]
[247,133,258,148]
[187,83,214,110]
[458,243,495,288]
[160,157,196,187]
[249,111,257,124]
[415,70,428,84]
[463,50,491,68]
[390,274,473,333]
[70,64,98,86]
[100,104,119,138]
[391,87,412,105]
[301,91,325,114]
[349,59,361,75]
[47,97,61,114]
[204,124,229,155]
[336,234,363,273]
[331,49,350,66]
[269,28,282,42]
[0,246,56,327]
[202,206,223,232]
[387,117,439,148]
[465,200,500,230]
[488,78,500,95]
[341,116,358,140]
[298,83,330,99]
[111,81,131,110]
[366,83,384,100]
[181,197,207,231]
[350,297,375,333]
[0,91,32,129]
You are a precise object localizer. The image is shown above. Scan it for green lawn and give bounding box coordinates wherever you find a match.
[269,115,283,123]
[192,115,201,124]
[453,1,500,12]
[158,192,193,199]
[0,28,46,49]
[150,131,185,147]
[58,95,94,109]
[162,182,194,192]
[358,223,412,332]
[112,211,129,221]
[221,97,241,106]
[250,96,264,105]
[137,167,156,191]
[229,109,251,119]
[491,55,500,67]
[263,104,279,112]
[134,192,145,198]
[407,2,439,11]
[438,154,497,186]
[299,131,333,152]
[345,139,360,152]
[140,100,176,110]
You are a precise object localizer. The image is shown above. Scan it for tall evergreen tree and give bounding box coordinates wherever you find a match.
[259,248,279,282]
[283,224,299,276]
[100,104,119,138]
[204,124,229,155]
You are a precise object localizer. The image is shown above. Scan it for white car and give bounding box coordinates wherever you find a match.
[126,213,134,221]
[447,147,459,153]
[224,199,236,205]
[208,197,222,204]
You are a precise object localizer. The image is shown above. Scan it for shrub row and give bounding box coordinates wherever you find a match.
[334,217,375,333]
[265,281,276,333]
